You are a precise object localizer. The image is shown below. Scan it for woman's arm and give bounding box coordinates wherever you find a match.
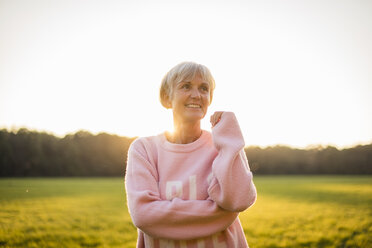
[208,112,257,212]
[125,139,238,241]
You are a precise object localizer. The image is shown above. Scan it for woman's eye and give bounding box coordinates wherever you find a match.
[181,84,190,89]
[200,86,209,92]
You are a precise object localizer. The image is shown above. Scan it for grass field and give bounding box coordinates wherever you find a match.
[0,176,371,248]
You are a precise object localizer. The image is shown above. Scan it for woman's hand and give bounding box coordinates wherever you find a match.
[210,111,224,127]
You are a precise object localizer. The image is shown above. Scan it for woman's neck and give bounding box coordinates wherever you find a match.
[167,120,202,144]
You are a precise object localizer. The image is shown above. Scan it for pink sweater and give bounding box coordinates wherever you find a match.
[125,112,257,248]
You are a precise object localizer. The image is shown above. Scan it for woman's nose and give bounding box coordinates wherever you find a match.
[190,87,201,99]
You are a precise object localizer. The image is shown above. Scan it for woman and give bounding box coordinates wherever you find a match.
[125,61,257,248]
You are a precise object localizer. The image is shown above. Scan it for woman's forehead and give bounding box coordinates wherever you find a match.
[178,72,210,84]
[177,77,210,85]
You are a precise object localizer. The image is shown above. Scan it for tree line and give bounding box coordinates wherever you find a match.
[0,128,371,176]
[245,144,372,174]
[0,128,135,177]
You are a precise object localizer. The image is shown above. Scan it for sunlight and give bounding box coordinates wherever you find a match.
[0,0,371,148]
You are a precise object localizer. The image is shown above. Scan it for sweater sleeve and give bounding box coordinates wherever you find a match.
[125,139,239,241]
[208,112,257,212]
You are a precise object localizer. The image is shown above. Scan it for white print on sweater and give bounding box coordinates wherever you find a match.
[189,175,197,200]
[143,232,232,248]
[159,239,187,248]
[212,232,227,248]
[162,175,233,248]
[165,175,198,200]
[166,181,183,200]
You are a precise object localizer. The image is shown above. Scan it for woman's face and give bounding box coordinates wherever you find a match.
[169,74,211,124]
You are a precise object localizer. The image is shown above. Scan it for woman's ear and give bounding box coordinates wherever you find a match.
[209,94,213,106]
[164,95,172,109]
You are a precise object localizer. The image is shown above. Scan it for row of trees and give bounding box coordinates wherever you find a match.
[245,144,372,174]
[0,128,371,176]
[0,128,135,177]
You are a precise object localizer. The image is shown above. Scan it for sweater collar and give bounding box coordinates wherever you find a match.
[159,130,210,152]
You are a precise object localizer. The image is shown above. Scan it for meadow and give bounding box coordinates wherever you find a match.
[0,176,371,248]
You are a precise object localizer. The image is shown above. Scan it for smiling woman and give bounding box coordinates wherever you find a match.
[160,62,215,144]
[125,62,257,248]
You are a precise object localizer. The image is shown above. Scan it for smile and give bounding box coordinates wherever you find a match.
[185,104,201,108]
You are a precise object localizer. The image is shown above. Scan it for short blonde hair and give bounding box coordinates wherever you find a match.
[159,61,215,109]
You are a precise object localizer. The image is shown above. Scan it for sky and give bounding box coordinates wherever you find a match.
[0,0,371,148]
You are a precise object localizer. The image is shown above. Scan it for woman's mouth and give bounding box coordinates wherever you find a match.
[185,104,201,108]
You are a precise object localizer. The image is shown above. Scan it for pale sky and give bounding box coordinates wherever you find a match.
[0,0,371,148]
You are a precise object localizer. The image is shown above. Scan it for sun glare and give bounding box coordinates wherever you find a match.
[0,0,371,148]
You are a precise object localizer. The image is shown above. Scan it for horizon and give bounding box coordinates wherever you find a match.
[1,124,371,150]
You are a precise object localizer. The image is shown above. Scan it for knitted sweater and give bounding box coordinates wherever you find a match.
[125,112,257,248]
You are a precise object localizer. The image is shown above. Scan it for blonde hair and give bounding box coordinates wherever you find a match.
[159,61,215,109]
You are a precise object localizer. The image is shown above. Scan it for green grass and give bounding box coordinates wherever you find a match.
[0,176,371,248]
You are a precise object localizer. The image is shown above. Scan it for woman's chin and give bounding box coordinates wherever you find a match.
[186,114,205,123]
[174,109,207,124]
[176,114,203,123]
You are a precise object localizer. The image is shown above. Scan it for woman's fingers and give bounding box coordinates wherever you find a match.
[210,111,224,127]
